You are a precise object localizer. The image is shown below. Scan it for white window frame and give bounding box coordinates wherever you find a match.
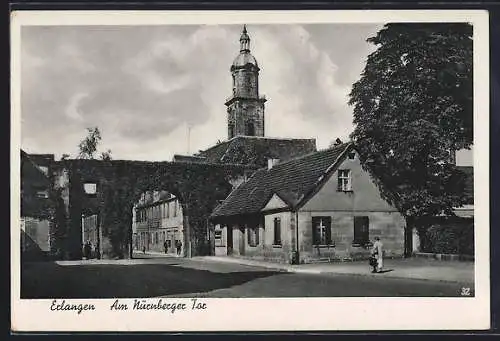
[338,169,352,192]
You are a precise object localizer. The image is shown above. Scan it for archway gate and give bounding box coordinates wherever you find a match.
[51,159,251,260]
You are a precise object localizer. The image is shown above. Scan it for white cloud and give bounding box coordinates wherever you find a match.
[65,92,88,121]
[20,24,380,160]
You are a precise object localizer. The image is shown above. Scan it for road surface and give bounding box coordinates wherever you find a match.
[21,254,472,298]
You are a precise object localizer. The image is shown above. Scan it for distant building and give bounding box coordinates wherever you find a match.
[132,191,184,255]
[210,143,408,264]
[20,150,55,260]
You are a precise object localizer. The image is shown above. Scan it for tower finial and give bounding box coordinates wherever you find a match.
[239,24,250,52]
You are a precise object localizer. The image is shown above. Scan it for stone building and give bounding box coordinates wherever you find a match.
[132,191,184,255]
[20,151,55,260]
[210,143,408,264]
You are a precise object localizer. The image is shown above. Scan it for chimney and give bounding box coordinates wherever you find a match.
[267,158,280,170]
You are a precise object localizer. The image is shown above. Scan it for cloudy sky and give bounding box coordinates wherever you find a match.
[20,23,472,165]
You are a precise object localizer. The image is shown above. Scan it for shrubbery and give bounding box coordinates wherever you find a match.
[417,218,474,255]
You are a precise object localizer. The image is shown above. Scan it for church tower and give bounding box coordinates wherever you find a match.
[225,25,266,139]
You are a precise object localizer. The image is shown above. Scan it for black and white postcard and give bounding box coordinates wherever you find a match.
[11,10,490,331]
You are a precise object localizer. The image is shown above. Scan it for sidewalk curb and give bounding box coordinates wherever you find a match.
[133,251,180,258]
[192,256,474,285]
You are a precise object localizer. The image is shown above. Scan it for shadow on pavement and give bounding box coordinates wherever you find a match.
[21,261,285,299]
[377,269,394,274]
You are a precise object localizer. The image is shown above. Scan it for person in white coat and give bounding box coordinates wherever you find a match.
[371,237,384,273]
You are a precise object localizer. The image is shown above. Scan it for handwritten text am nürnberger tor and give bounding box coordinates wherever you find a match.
[50,298,207,314]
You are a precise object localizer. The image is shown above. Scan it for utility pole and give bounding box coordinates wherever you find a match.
[187,124,192,154]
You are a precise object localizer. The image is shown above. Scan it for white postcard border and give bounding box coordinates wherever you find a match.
[11,9,490,332]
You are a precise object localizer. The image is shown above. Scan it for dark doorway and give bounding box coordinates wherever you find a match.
[226,225,233,255]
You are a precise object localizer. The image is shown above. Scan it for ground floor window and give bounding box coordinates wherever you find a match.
[247,224,259,247]
[312,216,332,245]
[353,216,369,245]
[273,217,281,245]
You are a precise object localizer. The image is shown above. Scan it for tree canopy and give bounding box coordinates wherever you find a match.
[349,23,473,217]
[77,127,112,160]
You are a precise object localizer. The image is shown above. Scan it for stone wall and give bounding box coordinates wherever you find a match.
[298,210,405,263]
[216,212,295,263]
[48,159,247,260]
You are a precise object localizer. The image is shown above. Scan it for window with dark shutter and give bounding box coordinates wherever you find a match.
[353,216,370,245]
[312,216,332,245]
[273,217,281,245]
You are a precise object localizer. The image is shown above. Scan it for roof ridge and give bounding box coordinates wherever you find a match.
[232,135,316,141]
[210,142,355,219]
[264,142,353,172]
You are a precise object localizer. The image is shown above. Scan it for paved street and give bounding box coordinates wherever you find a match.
[21,254,474,298]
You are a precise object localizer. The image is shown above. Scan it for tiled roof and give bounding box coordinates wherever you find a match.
[457,166,474,204]
[196,136,317,168]
[210,143,352,219]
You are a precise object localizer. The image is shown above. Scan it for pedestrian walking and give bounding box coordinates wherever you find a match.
[94,244,100,259]
[371,236,384,273]
[176,240,182,256]
[163,240,168,254]
[87,241,93,259]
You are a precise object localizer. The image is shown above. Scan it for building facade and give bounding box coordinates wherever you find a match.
[211,143,407,264]
[132,191,184,255]
[20,151,55,260]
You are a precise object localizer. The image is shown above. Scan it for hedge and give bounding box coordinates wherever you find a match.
[416,217,474,256]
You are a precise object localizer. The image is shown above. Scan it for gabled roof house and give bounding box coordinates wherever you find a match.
[210,143,408,263]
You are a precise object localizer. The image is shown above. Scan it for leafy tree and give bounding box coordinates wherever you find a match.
[78,127,101,159]
[349,23,472,219]
[100,149,112,161]
[77,127,112,160]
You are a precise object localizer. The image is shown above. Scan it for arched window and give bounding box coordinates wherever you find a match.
[228,123,235,139]
[246,121,255,136]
